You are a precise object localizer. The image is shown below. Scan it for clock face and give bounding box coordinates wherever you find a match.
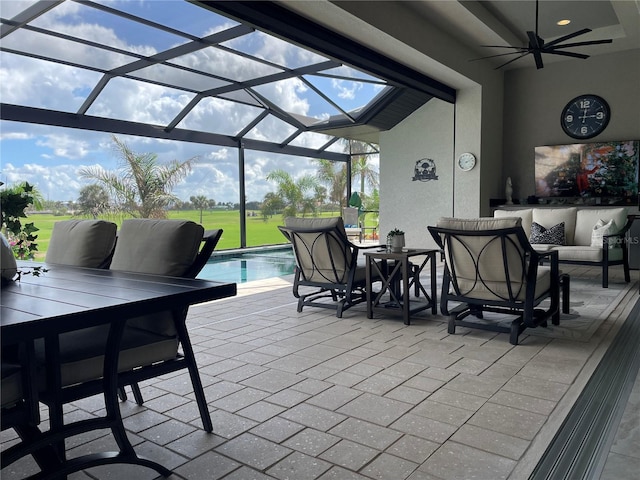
[457,153,476,171]
[561,94,610,139]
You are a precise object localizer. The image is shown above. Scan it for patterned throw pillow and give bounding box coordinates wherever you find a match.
[590,219,618,248]
[530,221,565,245]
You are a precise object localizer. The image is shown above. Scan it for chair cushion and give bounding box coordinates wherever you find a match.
[436,216,522,231]
[110,219,204,277]
[530,221,565,245]
[456,266,551,302]
[1,232,17,282]
[285,216,347,237]
[34,325,178,388]
[45,220,117,268]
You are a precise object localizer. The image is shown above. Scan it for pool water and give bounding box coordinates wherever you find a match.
[197,247,296,283]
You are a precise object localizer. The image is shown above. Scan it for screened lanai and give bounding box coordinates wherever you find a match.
[0,0,455,247]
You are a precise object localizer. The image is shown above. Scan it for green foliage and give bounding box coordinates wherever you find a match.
[0,182,40,259]
[265,169,320,219]
[388,227,404,236]
[79,135,197,218]
[77,184,110,218]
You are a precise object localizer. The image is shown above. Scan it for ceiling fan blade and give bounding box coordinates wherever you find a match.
[479,45,526,49]
[544,50,590,59]
[546,39,613,49]
[495,52,531,70]
[526,30,544,68]
[469,51,529,62]
[544,28,592,48]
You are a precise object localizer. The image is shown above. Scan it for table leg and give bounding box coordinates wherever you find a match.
[402,258,410,325]
[430,252,437,314]
[560,274,570,314]
[366,256,373,319]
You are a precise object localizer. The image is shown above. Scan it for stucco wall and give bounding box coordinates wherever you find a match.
[503,49,640,205]
[379,99,454,248]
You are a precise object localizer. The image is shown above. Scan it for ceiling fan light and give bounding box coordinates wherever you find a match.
[557,19,571,26]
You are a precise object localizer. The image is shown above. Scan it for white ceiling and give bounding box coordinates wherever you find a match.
[404,0,640,70]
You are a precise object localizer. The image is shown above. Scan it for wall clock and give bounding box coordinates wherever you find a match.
[457,152,476,171]
[561,94,610,139]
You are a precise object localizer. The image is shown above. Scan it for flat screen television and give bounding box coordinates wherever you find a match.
[534,140,639,205]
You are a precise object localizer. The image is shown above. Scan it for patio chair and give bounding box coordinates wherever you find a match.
[278,216,381,318]
[1,344,54,471]
[428,217,560,345]
[45,219,118,268]
[342,206,362,242]
[34,220,223,433]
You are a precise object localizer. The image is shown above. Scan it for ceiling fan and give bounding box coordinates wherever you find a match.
[471,0,613,70]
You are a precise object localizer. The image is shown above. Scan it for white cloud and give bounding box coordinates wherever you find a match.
[0,2,378,205]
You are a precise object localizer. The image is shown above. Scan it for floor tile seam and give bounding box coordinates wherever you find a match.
[425,438,520,470]
[191,300,299,330]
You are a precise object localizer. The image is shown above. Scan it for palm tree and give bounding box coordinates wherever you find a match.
[266,169,320,218]
[349,140,379,202]
[315,140,378,211]
[79,135,197,218]
[315,159,348,212]
[190,195,210,224]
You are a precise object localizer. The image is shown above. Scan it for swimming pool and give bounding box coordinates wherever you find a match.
[197,246,296,283]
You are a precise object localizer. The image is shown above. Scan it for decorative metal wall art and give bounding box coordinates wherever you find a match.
[412,158,438,181]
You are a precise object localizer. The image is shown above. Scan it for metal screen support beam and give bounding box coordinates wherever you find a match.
[239,141,247,249]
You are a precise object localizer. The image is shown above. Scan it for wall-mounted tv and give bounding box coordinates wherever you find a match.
[535,140,639,204]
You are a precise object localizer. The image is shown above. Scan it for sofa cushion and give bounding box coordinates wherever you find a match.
[494,209,533,238]
[575,208,628,246]
[532,208,577,245]
[530,221,565,245]
[547,245,624,263]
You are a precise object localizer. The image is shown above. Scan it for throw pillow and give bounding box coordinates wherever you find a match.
[1,232,17,283]
[530,221,566,245]
[591,219,618,248]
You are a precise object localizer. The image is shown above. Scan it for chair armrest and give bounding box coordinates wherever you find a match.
[184,229,223,279]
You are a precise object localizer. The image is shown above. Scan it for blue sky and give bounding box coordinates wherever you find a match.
[0,0,380,203]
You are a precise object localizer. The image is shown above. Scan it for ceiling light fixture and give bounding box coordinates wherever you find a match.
[557,19,571,26]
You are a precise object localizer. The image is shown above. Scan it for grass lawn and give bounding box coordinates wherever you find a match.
[25,210,378,261]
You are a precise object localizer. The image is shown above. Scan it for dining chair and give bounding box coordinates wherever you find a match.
[34,220,223,433]
[45,219,118,268]
[428,216,560,345]
[278,216,381,318]
[1,343,49,471]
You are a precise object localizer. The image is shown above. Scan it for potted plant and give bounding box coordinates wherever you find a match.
[387,227,405,253]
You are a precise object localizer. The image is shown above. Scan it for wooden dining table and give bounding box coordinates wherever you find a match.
[1,261,236,478]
